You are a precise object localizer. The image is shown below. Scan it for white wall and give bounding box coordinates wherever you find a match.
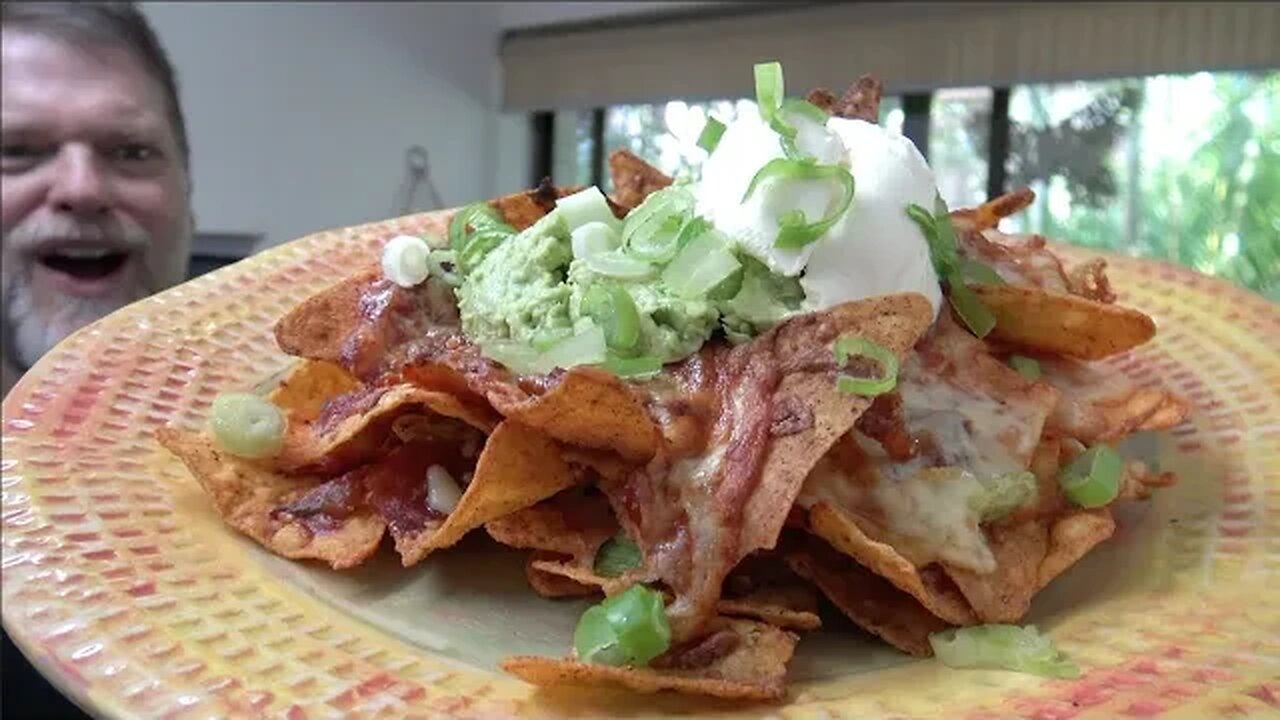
[139,2,734,252]
[142,2,513,251]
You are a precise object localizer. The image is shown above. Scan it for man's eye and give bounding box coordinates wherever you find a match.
[0,143,50,161]
[110,143,157,162]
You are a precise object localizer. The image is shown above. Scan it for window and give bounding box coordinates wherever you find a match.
[929,87,992,210]
[1005,72,1279,296]
[544,71,1279,297]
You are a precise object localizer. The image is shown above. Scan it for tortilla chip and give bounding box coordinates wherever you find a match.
[274,382,497,475]
[739,293,937,558]
[807,501,977,626]
[950,188,1036,232]
[526,552,599,598]
[268,359,362,423]
[483,178,583,232]
[484,486,618,562]
[834,74,882,122]
[718,587,822,632]
[494,367,659,463]
[1039,356,1190,443]
[392,420,580,566]
[786,538,949,657]
[156,427,386,570]
[942,520,1048,624]
[528,556,635,597]
[805,88,838,114]
[501,618,797,701]
[1037,508,1116,589]
[971,284,1156,361]
[608,149,674,210]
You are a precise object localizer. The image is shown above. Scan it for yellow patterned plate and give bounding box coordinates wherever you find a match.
[3,210,1279,720]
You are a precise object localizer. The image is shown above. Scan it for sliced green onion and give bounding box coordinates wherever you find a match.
[1058,444,1123,508]
[697,117,726,153]
[625,213,686,264]
[929,625,1080,679]
[600,354,663,379]
[932,194,958,254]
[674,216,711,252]
[449,203,517,275]
[481,340,543,375]
[425,248,461,287]
[947,277,997,339]
[754,61,785,122]
[572,222,654,280]
[574,584,671,667]
[1008,355,1042,380]
[661,229,741,299]
[557,186,619,232]
[209,393,285,459]
[906,203,959,277]
[593,535,643,577]
[381,234,432,288]
[538,324,608,373]
[742,158,856,249]
[782,97,828,124]
[834,335,899,397]
[959,257,1006,285]
[530,327,573,353]
[969,471,1038,523]
[582,284,640,352]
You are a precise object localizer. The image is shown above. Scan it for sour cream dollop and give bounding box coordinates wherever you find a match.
[693,106,944,319]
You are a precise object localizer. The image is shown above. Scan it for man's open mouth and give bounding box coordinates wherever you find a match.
[38,247,131,280]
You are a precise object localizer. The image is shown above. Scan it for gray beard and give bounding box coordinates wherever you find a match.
[3,261,156,372]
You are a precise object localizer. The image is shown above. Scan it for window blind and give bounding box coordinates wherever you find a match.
[501,1,1280,111]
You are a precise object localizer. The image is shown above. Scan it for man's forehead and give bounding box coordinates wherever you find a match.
[1,28,169,130]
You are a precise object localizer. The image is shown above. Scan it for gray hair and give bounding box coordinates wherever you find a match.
[2,1,191,172]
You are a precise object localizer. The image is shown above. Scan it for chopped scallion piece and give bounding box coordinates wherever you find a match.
[574,584,671,667]
[557,186,620,232]
[537,324,608,373]
[833,335,899,397]
[593,535,643,577]
[582,283,640,352]
[381,234,433,288]
[929,625,1080,679]
[742,158,856,249]
[947,277,997,338]
[697,117,726,153]
[1058,444,1123,508]
[600,354,664,379]
[1008,355,1042,380]
[969,471,1038,522]
[661,229,741,299]
[960,257,1006,285]
[572,221,654,279]
[209,393,285,459]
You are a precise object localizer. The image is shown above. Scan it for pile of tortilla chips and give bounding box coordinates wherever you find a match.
[158,75,1189,703]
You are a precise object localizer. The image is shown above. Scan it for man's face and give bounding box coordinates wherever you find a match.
[1,29,193,370]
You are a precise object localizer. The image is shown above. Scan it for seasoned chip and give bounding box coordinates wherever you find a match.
[501,618,797,701]
[833,74,883,122]
[274,382,497,476]
[396,420,579,565]
[485,486,618,563]
[493,367,659,464]
[483,178,584,232]
[971,284,1156,360]
[156,427,386,570]
[268,359,362,423]
[1038,356,1190,443]
[806,501,977,626]
[942,519,1048,624]
[607,149,674,210]
[950,188,1036,232]
[1037,508,1116,589]
[786,537,950,657]
[525,552,600,599]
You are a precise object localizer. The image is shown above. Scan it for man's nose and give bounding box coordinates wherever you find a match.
[47,146,112,217]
